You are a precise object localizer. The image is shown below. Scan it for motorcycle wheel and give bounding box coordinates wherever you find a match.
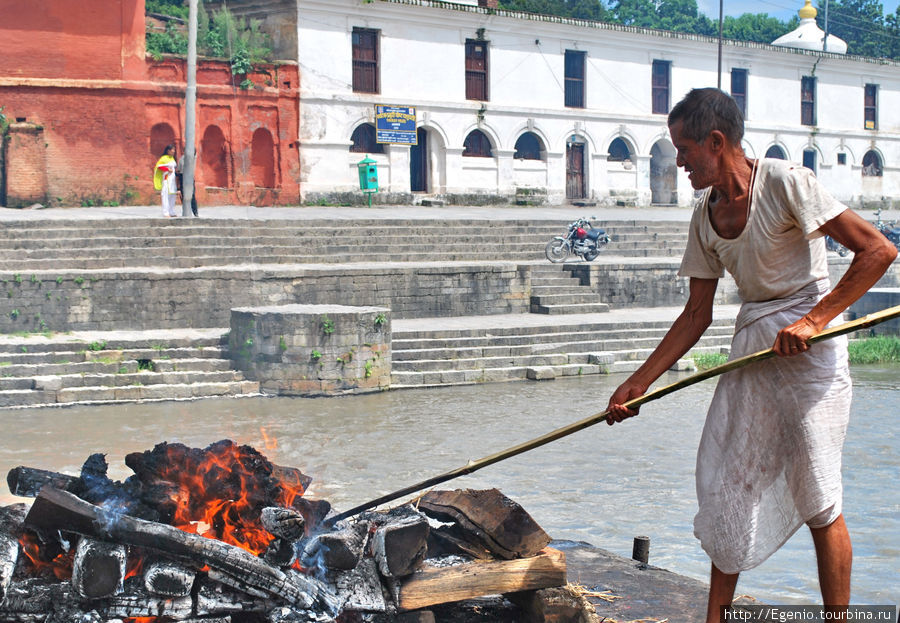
[583,249,600,261]
[545,239,569,263]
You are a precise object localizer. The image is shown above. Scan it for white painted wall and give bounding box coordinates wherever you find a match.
[297,0,900,206]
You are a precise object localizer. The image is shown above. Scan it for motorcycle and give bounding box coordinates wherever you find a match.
[825,235,849,257]
[873,207,900,251]
[545,216,610,263]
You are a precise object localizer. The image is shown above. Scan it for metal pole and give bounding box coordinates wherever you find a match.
[717,0,723,89]
[182,0,198,217]
[823,0,829,53]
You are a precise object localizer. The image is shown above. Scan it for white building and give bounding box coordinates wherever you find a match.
[289,0,898,206]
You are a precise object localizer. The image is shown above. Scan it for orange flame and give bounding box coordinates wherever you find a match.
[149,441,304,556]
[123,618,157,623]
[18,532,73,580]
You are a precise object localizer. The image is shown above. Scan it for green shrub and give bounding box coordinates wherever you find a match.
[692,351,728,370]
[848,336,900,364]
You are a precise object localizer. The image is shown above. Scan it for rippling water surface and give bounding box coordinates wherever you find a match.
[0,367,896,605]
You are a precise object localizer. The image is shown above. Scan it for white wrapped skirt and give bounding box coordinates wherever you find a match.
[693,281,852,574]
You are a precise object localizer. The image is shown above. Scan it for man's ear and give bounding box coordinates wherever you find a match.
[706,130,726,153]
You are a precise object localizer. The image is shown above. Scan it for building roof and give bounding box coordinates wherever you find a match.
[771,0,847,54]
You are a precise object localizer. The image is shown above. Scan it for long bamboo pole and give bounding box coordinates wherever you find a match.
[328,304,900,524]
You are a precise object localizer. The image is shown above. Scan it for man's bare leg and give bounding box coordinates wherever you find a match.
[706,563,739,623]
[810,513,852,614]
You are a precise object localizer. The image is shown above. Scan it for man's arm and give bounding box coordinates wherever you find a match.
[606,277,718,424]
[774,209,897,356]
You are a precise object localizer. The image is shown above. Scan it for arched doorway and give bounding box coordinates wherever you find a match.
[410,128,428,192]
[650,140,676,205]
[765,145,787,159]
[149,123,176,162]
[251,128,275,188]
[201,125,229,188]
[566,135,586,199]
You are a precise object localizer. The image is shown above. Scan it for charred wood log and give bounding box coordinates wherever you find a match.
[372,514,429,579]
[263,538,297,568]
[418,489,551,560]
[326,556,387,613]
[98,582,194,619]
[71,537,127,599]
[195,580,275,615]
[24,486,339,612]
[6,466,79,498]
[261,507,306,541]
[143,559,196,597]
[300,522,368,572]
[0,503,28,603]
[0,578,73,618]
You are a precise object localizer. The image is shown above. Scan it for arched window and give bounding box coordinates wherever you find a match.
[201,125,229,188]
[251,128,276,188]
[513,132,543,160]
[862,150,883,177]
[765,145,786,159]
[463,130,493,157]
[350,123,384,154]
[802,148,817,174]
[150,123,176,161]
[607,137,632,162]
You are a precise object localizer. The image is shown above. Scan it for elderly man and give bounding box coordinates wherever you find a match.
[605,88,896,620]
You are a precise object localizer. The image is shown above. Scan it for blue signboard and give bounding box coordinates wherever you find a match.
[375,105,417,145]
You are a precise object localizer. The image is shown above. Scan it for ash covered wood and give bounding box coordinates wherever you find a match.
[71,537,126,599]
[24,486,338,611]
[301,522,368,571]
[6,466,79,498]
[372,510,430,579]
[0,503,27,602]
[143,559,196,597]
[262,506,306,541]
[418,489,551,559]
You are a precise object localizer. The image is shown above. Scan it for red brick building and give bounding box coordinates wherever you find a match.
[0,0,300,208]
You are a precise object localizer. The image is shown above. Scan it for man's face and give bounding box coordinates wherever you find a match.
[669,120,717,190]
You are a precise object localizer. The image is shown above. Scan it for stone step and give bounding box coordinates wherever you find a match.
[0,346,226,365]
[529,293,603,306]
[0,380,259,408]
[0,338,224,354]
[31,369,246,390]
[530,302,612,314]
[391,324,734,350]
[0,357,235,378]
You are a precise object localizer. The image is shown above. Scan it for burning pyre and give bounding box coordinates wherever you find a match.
[0,440,565,623]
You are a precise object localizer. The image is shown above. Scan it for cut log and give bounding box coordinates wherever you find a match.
[261,506,306,541]
[263,538,297,568]
[24,486,338,612]
[100,583,194,619]
[418,489,551,559]
[6,466,79,498]
[71,537,127,599]
[195,580,275,615]
[396,547,566,611]
[327,556,387,613]
[301,522,368,571]
[143,559,196,597]
[373,514,430,579]
[507,586,603,623]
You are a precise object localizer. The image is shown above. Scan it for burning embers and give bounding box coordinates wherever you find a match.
[0,441,567,622]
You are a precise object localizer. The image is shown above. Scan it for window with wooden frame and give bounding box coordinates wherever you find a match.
[651,60,670,115]
[564,50,585,108]
[514,132,543,160]
[801,76,816,126]
[463,130,493,157]
[352,28,379,94]
[350,124,384,154]
[864,84,878,130]
[465,39,489,101]
[731,68,748,118]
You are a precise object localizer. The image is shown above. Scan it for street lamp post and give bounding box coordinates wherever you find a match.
[182,0,198,217]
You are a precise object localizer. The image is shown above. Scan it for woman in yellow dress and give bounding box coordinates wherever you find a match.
[153,144,178,217]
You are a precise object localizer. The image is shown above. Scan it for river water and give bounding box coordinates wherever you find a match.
[1,367,896,607]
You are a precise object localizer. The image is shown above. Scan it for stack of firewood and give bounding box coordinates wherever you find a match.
[0,441,584,623]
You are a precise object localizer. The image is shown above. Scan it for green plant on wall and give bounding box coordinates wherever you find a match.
[311,349,322,361]
[279,336,287,352]
[374,313,387,327]
[321,315,335,335]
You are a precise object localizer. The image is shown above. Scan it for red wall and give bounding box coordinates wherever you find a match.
[0,0,300,208]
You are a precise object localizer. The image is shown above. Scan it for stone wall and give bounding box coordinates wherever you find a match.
[0,264,530,333]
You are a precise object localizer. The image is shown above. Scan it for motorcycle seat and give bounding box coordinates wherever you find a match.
[585,228,606,240]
